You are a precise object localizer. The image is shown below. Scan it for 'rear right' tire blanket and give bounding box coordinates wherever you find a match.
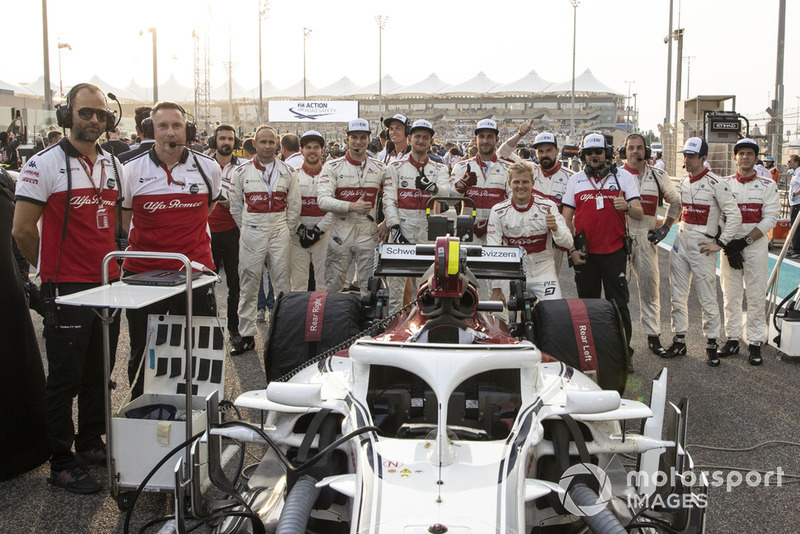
[265,291,364,382]
[532,298,628,394]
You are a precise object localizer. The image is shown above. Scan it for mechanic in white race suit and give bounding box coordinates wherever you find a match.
[497,127,575,273]
[717,138,779,366]
[229,125,300,355]
[383,119,450,313]
[665,137,741,366]
[487,161,573,302]
[620,133,682,357]
[450,119,512,300]
[290,130,332,291]
[318,119,388,296]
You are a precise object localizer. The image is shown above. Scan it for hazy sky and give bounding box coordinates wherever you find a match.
[6,0,799,133]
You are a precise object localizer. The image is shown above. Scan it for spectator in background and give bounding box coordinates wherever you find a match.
[0,132,21,170]
[242,137,256,159]
[763,156,779,182]
[654,151,666,171]
[47,130,63,147]
[100,127,130,156]
[280,133,303,169]
[118,106,153,163]
[787,155,800,257]
[7,110,24,137]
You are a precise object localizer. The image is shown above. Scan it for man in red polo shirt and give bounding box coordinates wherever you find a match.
[561,133,643,365]
[13,82,123,493]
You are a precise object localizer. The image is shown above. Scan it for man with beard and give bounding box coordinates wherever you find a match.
[562,133,643,365]
[383,119,450,312]
[229,125,300,355]
[318,119,388,296]
[664,137,741,365]
[291,130,331,291]
[717,139,779,366]
[383,114,411,164]
[621,133,681,357]
[209,124,245,345]
[449,119,513,302]
[13,83,122,493]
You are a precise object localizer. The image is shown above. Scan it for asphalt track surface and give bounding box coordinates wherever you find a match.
[2,243,800,533]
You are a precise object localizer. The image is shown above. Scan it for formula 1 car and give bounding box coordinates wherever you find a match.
[166,206,706,534]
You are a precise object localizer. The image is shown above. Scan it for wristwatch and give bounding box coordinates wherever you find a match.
[744,236,753,245]
[625,202,631,212]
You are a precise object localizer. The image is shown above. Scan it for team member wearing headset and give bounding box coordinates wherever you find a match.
[620,133,682,357]
[13,83,123,494]
[561,133,643,368]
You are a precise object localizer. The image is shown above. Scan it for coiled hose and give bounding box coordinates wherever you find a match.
[569,483,626,534]
[275,475,321,534]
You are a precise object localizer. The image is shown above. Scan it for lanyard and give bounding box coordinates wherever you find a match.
[262,161,277,193]
[77,156,105,206]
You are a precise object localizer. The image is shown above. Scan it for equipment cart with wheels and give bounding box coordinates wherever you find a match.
[55,251,224,510]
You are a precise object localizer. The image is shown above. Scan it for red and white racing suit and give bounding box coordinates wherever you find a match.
[720,173,779,344]
[383,156,451,312]
[317,153,386,296]
[450,155,512,300]
[487,196,573,300]
[625,163,681,337]
[290,164,331,291]
[229,157,300,338]
[669,168,741,340]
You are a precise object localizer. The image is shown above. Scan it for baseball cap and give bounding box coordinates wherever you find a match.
[734,138,759,156]
[678,137,709,156]
[532,132,557,149]
[409,119,435,136]
[347,119,370,134]
[300,130,325,148]
[474,119,499,135]
[764,156,775,162]
[383,114,409,129]
[582,133,606,149]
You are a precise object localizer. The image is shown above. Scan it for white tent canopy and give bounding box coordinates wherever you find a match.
[17,76,59,97]
[345,75,402,97]
[439,71,500,96]
[545,69,621,95]
[310,76,360,98]
[490,70,552,95]
[388,73,449,96]
[271,79,319,99]
[158,74,194,102]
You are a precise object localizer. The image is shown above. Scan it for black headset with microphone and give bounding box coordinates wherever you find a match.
[56,83,116,132]
[140,103,198,144]
[618,133,651,161]
[207,126,242,151]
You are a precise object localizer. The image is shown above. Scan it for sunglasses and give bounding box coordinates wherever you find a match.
[587,148,605,155]
[76,107,112,122]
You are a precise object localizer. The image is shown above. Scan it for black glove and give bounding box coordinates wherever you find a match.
[647,225,670,245]
[307,225,323,246]
[416,173,437,193]
[725,237,748,255]
[297,225,314,248]
[725,249,745,270]
[390,224,409,244]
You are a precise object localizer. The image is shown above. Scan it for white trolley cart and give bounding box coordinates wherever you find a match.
[56,251,224,509]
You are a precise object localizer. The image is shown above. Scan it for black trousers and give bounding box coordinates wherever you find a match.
[41,282,120,470]
[211,227,240,338]
[126,278,217,398]
[791,205,800,253]
[573,247,632,347]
